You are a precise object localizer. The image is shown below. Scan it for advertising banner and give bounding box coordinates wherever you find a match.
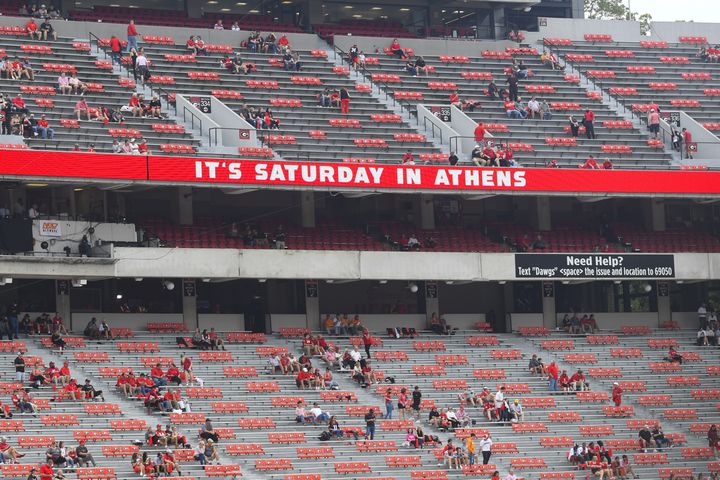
[515,254,675,279]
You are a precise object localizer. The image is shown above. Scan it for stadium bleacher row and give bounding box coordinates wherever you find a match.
[3,322,713,480]
[543,37,720,140]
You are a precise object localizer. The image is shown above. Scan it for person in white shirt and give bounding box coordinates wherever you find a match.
[479,433,493,465]
[27,204,39,219]
[698,327,708,346]
[57,72,71,94]
[231,22,240,31]
[213,20,224,30]
[407,235,420,248]
[349,346,362,363]
[698,302,708,328]
[504,468,518,480]
[527,96,541,118]
[309,403,329,423]
[128,138,139,155]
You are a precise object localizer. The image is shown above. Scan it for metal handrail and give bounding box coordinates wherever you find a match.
[422,112,447,144]
[182,106,203,133]
[208,127,253,147]
[88,32,108,60]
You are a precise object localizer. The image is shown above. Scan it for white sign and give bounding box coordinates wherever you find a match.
[40,221,62,237]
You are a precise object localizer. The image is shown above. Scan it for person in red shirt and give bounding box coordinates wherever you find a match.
[389,38,405,59]
[362,329,373,358]
[277,34,290,53]
[295,368,311,389]
[57,361,71,386]
[128,93,141,117]
[547,360,559,391]
[181,354,193,385]
[109,35,122,65]
[580,155,599,169]
[36,114,54,139]
[137,138,149,154]
[602,158,613,170]
[583,109,596,139]
[12,94,26,110]
[402,150,414,165]
[165,363,182,385]
[126,20,138,53]
[474,122,486,143]
[26,19,38,40]
[559,370,571,391]
[151,363,167,387]
[611,382,623,406]
[682,128,693,159]
[39,460,53,480]
[481,144,497,166]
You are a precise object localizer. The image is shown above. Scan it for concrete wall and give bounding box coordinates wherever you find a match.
[271,313,308,331]
[554,312,660,330]
[198,313,245,331]
[71,312,183,332]
[175,95,222,146]
[535,17,642,43]
[650,22,720,44]
[209,96,257,148]
[333,36,513,58]
[659,111,720,165]
[417,105,459,154]
[0,15,325,51]
[671,311,700,329]
[509,313,544,329]
[32,220,136,255]
[449,105,492,160]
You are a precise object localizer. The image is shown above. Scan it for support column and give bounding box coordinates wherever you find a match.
[304,280,319,330]
[649,199,666,232]
[491,6,506,40]
[182,279,198,330]
[178,187,193,226]
[503,282,514,332]
[541,281,556,329]
[536,196,552,232]
[656,281,671,327]
[425,282,439,328]
[300,192,315,228]
[55,280,72,331]
[420,195,435,230]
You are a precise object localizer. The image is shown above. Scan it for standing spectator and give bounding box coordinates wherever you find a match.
[39,460,53,480]
[506,74,519,102]
[14,352,25,383]
[479,433,493,465]
[583,109,596,139]
[411,386,422,419]
[466,433,476,466]
[364,408,376,440]
[708,424,719,459]
[547,361,559,391]
[682,128,693,159]
[698,302,708,328]
[647,108,660,139]
[339,88,350,114]
[136,49,149,84]
[362,329,373,358]
[109,35,122,65]
[474,122,485,143]
[612,382,623,407]
[397,388,408,420]
[126,20,138,53]
[384,387,394,419]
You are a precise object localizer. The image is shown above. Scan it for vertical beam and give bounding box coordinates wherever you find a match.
[300,192,316,228]
[420,195,435,230]
[304,280,319,330]
[536,196,552,232]
[649,199,666,232]
[425,281,439,328]
[55,280,72,331]
[182,279,198,330]
[541,281,556,329]
[178,187,193,226]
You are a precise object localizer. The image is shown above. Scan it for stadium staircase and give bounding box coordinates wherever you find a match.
[0,32,199,153]
[11,323,716,480]
[346,46,674,168]
[96,37,441,164]
[542,37,720,140]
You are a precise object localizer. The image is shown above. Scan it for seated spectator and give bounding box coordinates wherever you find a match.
[75,441,95,467]
[296,367,312,389]
[246,31,261,51]
[527,96,542,119]
[541,51,561,70]
[51,331,67,351]
[68,74,87,95]
[35,114,53,139]
[263,33,278,54]
[405,59,417,76]
[389,38,405,59]
[570,369,588,391]
[0,436,25,463]
[26,19,39,40]
[213,20,224,30]
[19,58,34,81]
[39,19,57,41]
[264,109,280,129]
[148,95,162,118]
[277,34,290,53]
[74,97,90,121]
[666,346,683,364]
[559,369,571,391]
[509,399,524,422]
[84,317,100,339]
[415,56,429,76]
[581,155,599,170]
[638,425,655,451]
[505,99,527,119]
[231,21,240,31]
[191,328,211,349]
